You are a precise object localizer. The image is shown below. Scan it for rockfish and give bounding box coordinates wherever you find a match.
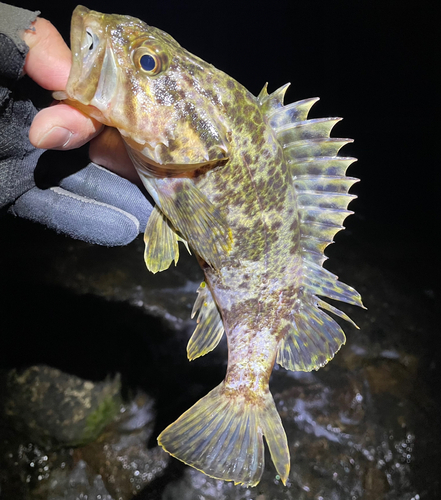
[57,6,364,486]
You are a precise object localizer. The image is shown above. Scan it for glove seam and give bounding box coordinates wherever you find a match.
[50,186,141,232]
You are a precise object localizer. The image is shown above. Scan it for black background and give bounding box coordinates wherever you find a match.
[7,1,440,364]
[1,1,440,494]
[17,0,440,283]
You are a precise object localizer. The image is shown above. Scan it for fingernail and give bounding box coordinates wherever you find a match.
[37,126,73,149]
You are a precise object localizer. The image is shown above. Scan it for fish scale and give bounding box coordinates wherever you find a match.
[58,5,364,487]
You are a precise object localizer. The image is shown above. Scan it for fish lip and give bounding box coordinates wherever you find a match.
[66,6,90,99]
[70,6,93,54]
[66,5,113,106]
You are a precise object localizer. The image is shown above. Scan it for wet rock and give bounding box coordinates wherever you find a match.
[73,393,169,499]
[39,236,203,332]
[363,465,390,500]
[0,366,121,447]
[162,468,254,500]
[0,438,75,500]
[45,460,113,500]
[0,387,168,500]
[1,217,439,499]
[363,358,418,399]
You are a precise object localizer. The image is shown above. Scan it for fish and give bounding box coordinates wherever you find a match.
[56,5,364,486]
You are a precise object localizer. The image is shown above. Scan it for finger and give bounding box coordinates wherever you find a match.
[89,127,141,185]
[22,17,71,91]
[29,104,103,150]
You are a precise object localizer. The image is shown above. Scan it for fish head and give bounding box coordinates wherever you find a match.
[62,6,230,174]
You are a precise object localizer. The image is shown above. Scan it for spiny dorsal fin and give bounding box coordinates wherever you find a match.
[262,85,364,372]
[264,87,359,269]
[257,84,320,129]
[269,97,321,129]
[187,282,224,361]
[257,82,291,116]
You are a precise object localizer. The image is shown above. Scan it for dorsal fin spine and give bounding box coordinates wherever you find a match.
[268,97,320,126]
[260,84,363,372]
[257,82,291,116]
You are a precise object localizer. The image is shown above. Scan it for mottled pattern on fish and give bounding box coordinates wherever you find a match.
[60,6,364,487]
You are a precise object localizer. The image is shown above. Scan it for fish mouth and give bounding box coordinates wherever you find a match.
[65,5,118,112]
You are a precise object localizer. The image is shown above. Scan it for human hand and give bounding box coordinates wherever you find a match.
[0,4,152,246]
[24,17,138,184]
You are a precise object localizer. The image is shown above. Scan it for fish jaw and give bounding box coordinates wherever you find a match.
[60,6,122,127]
[60,6,232,174]
[61,6,174,155]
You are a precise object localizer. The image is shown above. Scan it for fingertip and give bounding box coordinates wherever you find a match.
[29,104,103,150]
[23,17,71,90]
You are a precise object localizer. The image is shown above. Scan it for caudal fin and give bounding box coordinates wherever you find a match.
[157,382,290,487]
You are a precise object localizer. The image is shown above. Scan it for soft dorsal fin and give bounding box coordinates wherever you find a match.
[259,84,364,372]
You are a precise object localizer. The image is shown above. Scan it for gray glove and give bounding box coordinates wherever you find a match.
[0,2,152,246]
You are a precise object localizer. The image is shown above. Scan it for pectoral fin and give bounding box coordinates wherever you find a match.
[144,206,189,273]
[127,138,232,269]
[147,177,232,270]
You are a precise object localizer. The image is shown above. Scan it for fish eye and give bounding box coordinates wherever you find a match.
[140,54,156,71]
[133,47,163,75]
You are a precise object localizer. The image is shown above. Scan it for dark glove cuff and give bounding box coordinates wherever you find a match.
[0,2,40,82]
[0,32,27,83]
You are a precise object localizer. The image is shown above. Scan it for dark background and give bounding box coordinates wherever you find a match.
[1,1,440,496]
[5,0,439,381]
[16,0,439,287]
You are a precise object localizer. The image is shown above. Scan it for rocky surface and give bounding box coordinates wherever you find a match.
[0,216,439,499]
[0,366,121,448]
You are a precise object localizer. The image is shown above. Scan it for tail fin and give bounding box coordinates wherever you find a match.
[157,382,290,487]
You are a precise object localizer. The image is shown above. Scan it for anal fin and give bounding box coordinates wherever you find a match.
[188,282,224,361]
